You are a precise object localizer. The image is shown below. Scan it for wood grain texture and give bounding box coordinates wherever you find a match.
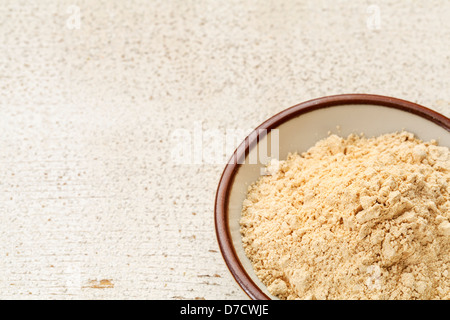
[0,0,449,299]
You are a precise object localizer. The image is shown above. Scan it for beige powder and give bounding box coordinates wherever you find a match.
[240,131,450,300]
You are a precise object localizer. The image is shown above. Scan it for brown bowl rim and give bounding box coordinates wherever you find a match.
[214,93,450,300]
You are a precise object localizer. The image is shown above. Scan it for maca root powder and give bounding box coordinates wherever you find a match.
[240,131,450,300]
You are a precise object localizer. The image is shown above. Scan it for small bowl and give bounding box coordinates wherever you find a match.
[214,94,450,300]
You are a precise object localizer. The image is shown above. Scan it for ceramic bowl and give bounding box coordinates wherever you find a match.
[214,94,450,300]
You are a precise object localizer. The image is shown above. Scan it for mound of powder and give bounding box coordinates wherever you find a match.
[240,131,450,300]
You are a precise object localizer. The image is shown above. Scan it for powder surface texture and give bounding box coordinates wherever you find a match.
[240,131,450,300]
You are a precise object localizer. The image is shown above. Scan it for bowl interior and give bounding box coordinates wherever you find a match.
[225,103,450,299]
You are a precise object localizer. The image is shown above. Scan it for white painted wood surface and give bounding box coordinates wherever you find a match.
[0,0,449,299]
